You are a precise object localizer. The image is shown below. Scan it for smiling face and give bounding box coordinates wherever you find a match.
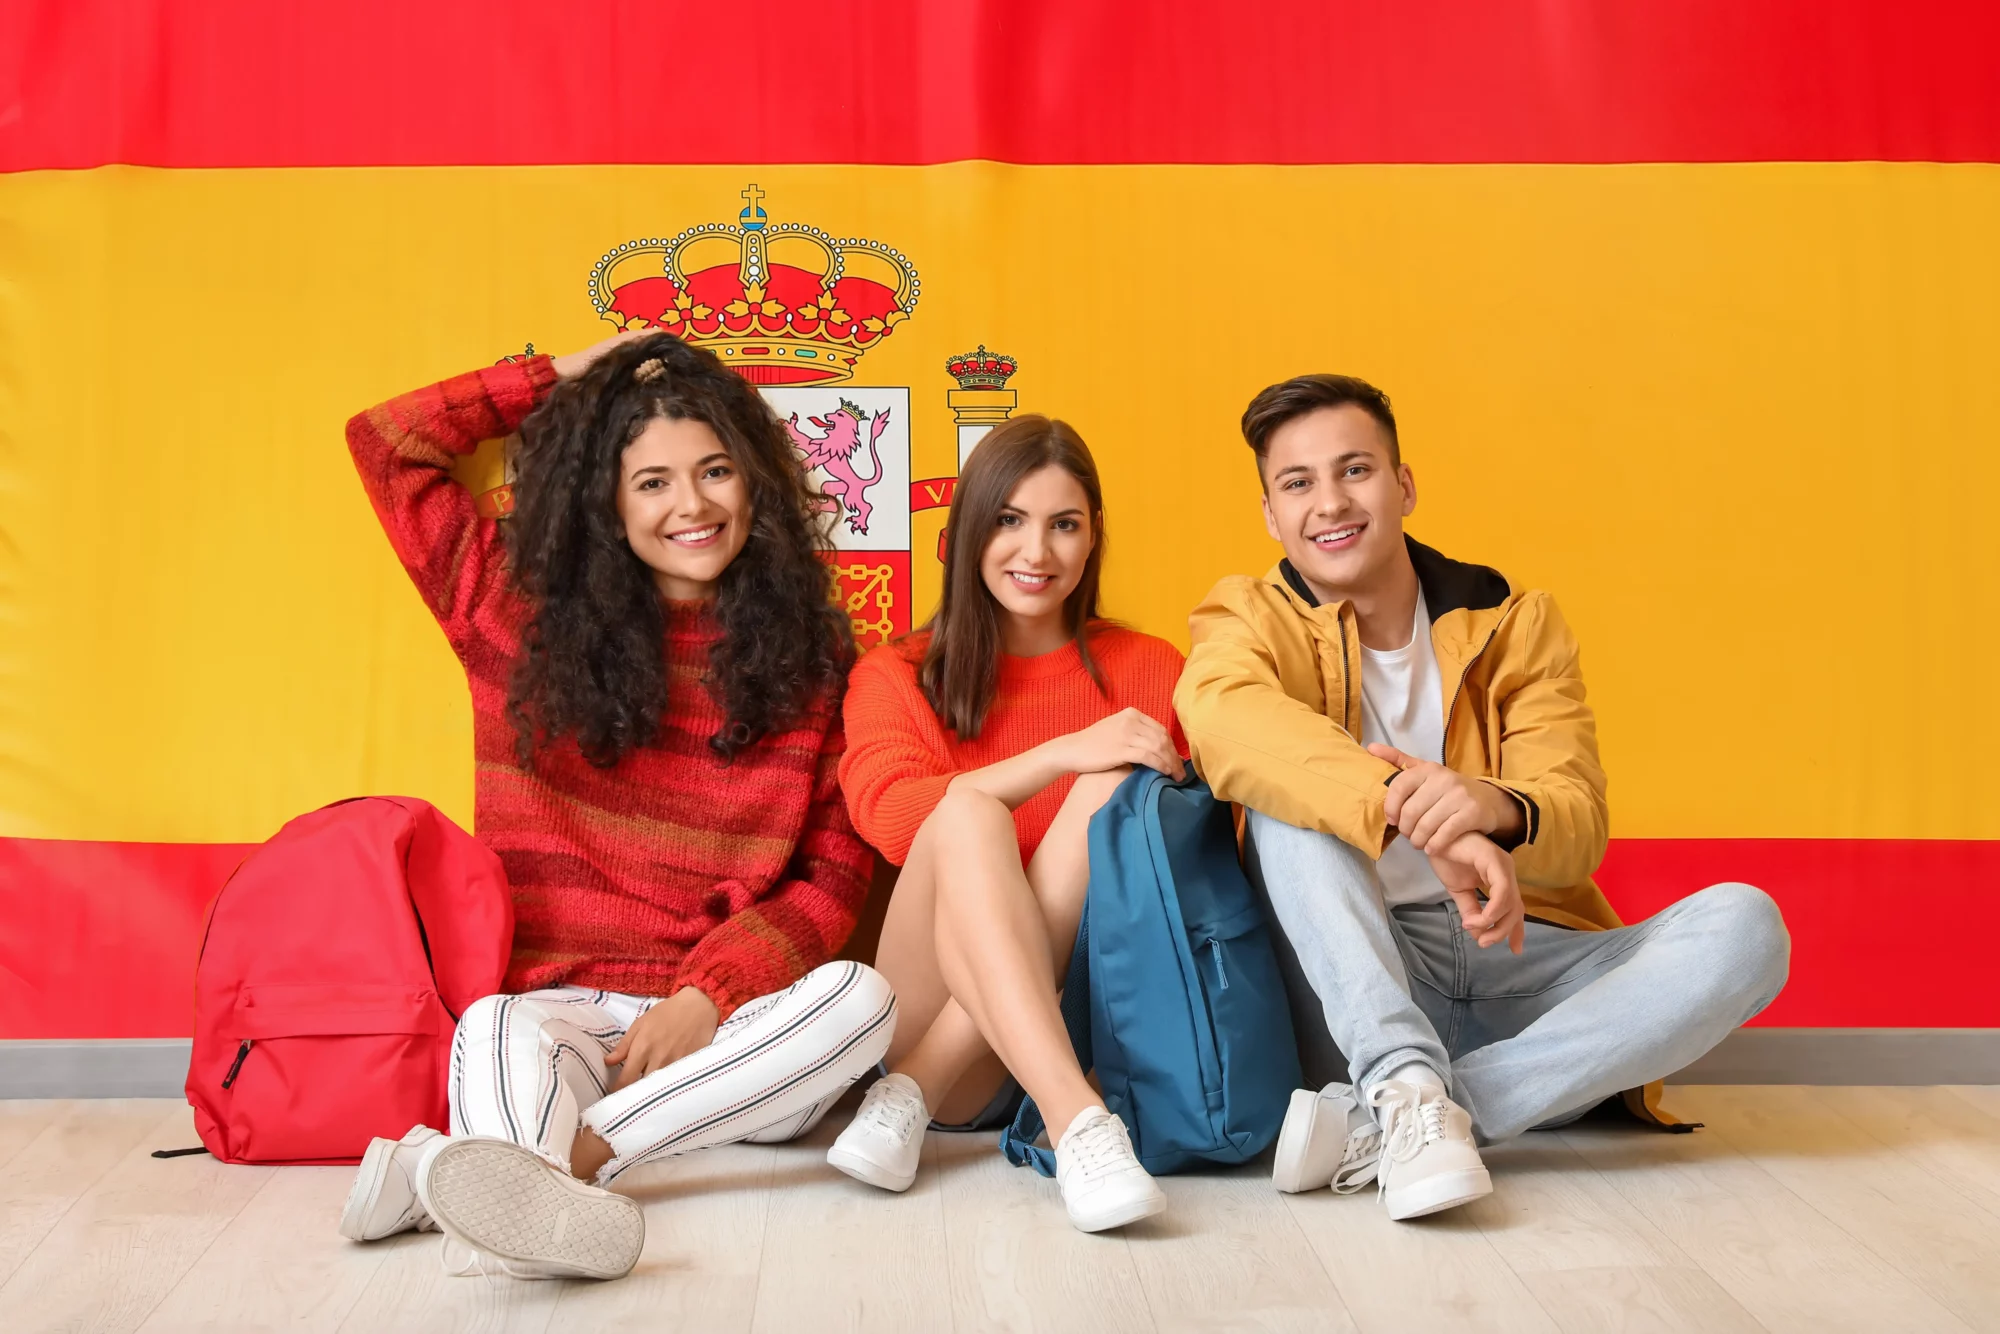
[613,414,754,601]
[978,463,1097,651]
[1260,404,1416,605]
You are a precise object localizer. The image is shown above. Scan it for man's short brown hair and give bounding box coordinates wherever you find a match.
[1241,374,1400,472]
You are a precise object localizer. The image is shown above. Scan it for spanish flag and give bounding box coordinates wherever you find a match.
[3,1,1997,1039]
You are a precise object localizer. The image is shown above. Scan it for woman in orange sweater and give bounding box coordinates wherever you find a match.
[827,415,1187,1233]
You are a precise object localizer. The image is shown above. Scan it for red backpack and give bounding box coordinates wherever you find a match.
[187,797,514,1164]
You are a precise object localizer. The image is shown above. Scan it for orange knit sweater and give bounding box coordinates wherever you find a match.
[839,625,1187,866]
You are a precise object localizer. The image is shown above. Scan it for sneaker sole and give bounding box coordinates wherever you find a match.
[1271,1089,1337,1194]
[1067,1186,1168,1234]
[826,1142,918,1193]
[337,1135,401,1241]
[1384,1165,1493,1221]
[419,1139,644,1280]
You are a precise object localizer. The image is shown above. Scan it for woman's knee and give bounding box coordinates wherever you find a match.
[454,992,570,1052]
[795,960,899,1048]
[454,992,509,1047]
[925,785,1016,842]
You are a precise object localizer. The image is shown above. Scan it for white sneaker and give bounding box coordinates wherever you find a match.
[1367,1080,1493,1220]
[1054,1106,1167,1233]
[338,1124,444,1240]
[413,1136,644,1280]
[1271,1084,1382,1194]
[827,1072,927,1192]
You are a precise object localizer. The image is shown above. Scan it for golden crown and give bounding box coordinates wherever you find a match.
[589,185,919,386]
[946,346,1018,390]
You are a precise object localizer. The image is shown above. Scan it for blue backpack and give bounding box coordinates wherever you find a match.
[1001,769,1302,1175]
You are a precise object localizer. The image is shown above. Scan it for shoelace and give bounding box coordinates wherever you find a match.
[858,1079,925,1141]
[1367,1080,1448,1198]
[1062,1116,1134,1177]
[397,1199,439,1233]
[1331,1123,1384,1194]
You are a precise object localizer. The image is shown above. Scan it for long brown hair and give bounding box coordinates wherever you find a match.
[505,332,853,767]
[918,414,1108,739]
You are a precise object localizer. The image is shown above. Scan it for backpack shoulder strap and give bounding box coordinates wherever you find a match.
[999,911,1094,1178]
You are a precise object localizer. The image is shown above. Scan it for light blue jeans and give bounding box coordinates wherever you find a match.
[1243,811,1791,1144]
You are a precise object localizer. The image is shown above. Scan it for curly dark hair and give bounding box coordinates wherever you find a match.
[502,332,852,767]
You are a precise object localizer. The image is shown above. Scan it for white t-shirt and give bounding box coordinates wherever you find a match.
[1358,588,1452,907]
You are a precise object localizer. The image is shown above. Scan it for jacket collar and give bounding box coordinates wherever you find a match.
[1277,536,1511,622]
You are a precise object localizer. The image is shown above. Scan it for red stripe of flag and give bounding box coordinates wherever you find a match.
[4,1,1998,171]
[2,834,1993,1037]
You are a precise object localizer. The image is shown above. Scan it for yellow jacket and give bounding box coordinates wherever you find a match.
[1177,538,1683,1126]
[1177,537,1617,932]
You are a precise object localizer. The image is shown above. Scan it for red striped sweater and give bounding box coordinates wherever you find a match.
[345,356,871,1017]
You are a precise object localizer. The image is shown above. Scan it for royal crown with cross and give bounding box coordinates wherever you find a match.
[589,185,920,386]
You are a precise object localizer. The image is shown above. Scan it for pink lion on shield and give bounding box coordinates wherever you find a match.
[785,401,891,536]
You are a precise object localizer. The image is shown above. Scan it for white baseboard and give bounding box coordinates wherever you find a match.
[2,1030,1995,1099]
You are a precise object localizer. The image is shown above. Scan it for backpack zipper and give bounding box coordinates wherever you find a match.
[221,1039,254,1089]
[1207,938,1230,991]
[1145,772,1224,1102]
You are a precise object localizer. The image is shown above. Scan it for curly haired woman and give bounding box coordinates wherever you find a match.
[334,331,894,1280]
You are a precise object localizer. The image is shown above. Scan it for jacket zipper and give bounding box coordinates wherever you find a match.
[1206,938,1230,991]
[1337,613,1353,730]
[221,1039,254,1089]
[1442,622,1541,846]
[1442,624,1501,757]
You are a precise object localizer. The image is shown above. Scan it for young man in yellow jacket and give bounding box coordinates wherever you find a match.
[1175,374,1790,1221]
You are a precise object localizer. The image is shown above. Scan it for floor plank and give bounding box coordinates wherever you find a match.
[933,1129,1156,1334]
[1562,1091,1973,1334]
[545,1141,775,1334]
[9,1087,2000,1333]
[0,1099,191,1290]
[1467,1137,1763,1334]
[1124,1158,1358,1334]
[1283,1170,1561,1334]
[138,1166,390,1333]
[331,1226,565,1334]
[0,1099,65,1174]
[747,1111,953,1334]
[0,1103,273,1334]
[1819,1086,2000,1225]
[1676,1085,2000,1332]
[1944,1084,2000,1127]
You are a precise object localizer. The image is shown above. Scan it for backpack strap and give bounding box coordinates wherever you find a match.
[999,911,1094,1178]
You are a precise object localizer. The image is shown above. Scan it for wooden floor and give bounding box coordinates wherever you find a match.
[3,1087,1999,1333]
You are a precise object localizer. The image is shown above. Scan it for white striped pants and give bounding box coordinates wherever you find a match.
[449,961,896,1184]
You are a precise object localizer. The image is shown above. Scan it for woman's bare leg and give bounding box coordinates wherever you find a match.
[893,769,1118,1119]
[881,769,1127,1133]
[872,769,1126,1123]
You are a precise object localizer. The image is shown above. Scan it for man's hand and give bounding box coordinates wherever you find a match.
[605,987,719,1091]
[1426,831,1526,954]
[551,329,651,381]
[1368,744,1523,851]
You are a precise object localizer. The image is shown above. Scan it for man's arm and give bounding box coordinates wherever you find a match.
[1176,578,1401,856]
